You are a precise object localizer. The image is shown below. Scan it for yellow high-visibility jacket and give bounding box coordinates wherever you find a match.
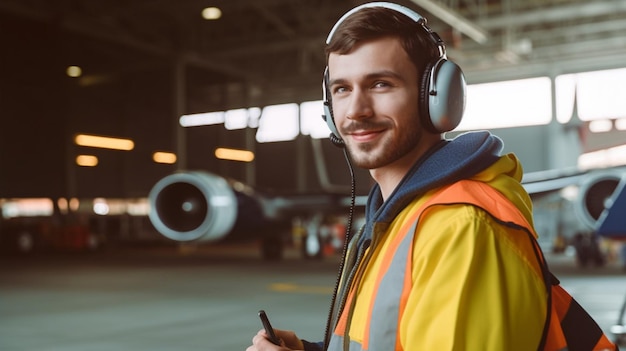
[328,154,548,351]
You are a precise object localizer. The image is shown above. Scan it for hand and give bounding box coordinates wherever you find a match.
[246,329,304,351]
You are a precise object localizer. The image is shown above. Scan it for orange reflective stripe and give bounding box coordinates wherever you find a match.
[433,180,534,234]
[595,334,619,350]
[334,287,356,336]
[553,284,617,350]
[543,307,568,351]
[552,285,572,323]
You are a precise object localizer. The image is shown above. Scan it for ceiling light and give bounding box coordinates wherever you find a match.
[215,148,254,162]
[66,66,82,78]
[202,7,222,20]
[153,151,177,164]
[76,155,98,167]
[74,134,134,151]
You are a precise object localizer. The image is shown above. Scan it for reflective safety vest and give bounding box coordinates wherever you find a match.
[327,180,618,351]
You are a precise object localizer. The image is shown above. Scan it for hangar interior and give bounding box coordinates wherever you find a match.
[2,0,626,198]
[0,0,625,254]
[1,3,626,349]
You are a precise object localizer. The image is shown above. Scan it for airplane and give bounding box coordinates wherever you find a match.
[147,161,626,261]
[506,83,626,266]
[148,85,626,261]
[522,164,626,266]
[148,169,367,260]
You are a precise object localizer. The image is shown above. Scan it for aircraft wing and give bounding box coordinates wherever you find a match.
[521,165,626,241]
[522,168,588,195]
[146,164,626,261]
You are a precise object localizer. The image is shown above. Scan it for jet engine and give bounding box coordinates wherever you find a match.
[566,168,624,266]
[526,166,625,258]
[148,171,288,259]
[574,169,623,231]
[148,171,239,242]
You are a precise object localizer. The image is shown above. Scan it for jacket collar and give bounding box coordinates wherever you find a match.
[364,131,503,230]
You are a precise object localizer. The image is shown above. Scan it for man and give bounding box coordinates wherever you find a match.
[249,2,552,350]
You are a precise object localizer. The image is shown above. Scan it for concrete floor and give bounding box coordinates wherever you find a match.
[1,243,624,351]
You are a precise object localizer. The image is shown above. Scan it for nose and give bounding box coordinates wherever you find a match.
[345,89,373,120]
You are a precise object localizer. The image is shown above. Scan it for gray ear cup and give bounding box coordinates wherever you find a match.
[420,58,466,133]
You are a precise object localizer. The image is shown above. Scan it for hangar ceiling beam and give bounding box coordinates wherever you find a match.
[477,0,626,29]
[251,3,297,39]
[409,0,489,44]
[0,0,263,83]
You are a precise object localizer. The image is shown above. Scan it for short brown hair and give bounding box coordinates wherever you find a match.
[325,6,440,81]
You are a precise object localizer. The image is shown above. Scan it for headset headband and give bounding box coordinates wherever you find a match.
[326,2,423,44]
[325,2,446,58]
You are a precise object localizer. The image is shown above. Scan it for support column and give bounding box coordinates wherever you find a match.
[547,74,582,170]
[173,58,187,171]
[295,106,308,192]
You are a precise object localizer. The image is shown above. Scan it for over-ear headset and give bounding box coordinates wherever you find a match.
[322,2,466,146]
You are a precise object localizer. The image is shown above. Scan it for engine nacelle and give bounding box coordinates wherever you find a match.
[148,171,241,242]
[528,167,625,252]
[596,175,626,238]
[574,169,623,231]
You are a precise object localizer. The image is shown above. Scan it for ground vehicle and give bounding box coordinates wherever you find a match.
[0,215,101,253]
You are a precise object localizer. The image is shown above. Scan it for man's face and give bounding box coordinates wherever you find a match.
[327,37,425,171]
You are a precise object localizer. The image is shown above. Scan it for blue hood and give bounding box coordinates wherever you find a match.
[362,131,503,236]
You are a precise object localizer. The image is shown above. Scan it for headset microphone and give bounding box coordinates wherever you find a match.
[329,132,345,148]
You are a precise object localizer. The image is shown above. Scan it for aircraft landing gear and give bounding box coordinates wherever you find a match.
[16,230,35,253]
[572,232,606,267]
[261,235,284,261]
[301,232,323,260]
[300,214,324,260]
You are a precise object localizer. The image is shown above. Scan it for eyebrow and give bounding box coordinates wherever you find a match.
[327,69,406,88]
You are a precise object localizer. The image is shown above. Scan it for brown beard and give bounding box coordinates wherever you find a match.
[344,120,423,170]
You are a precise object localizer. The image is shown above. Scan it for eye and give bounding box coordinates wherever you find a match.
[332,85,348,95]
[373,81,391,89]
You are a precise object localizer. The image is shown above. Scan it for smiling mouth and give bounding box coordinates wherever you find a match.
[342,120,389,143]
[349,129,383,143]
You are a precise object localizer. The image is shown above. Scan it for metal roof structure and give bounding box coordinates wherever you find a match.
[1,0,626,199]
[2,0,626,111]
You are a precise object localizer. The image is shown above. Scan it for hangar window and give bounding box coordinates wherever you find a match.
[579,144,626,169]
[179,111,224,127]
[300,100,332,139]
[256,103,299,142]
[1,198,53,218]
[247,108,262,128]
[457,77,552,131]
[224,108,249,130]
[556,67,626,123]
